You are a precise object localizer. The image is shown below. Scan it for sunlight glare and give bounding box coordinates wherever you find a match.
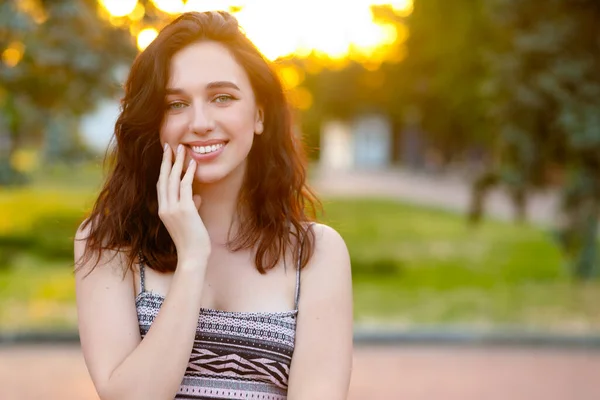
[183,0,230,12]
[152,0,184,14]
[101,0,414,61]
[100,0,137,17]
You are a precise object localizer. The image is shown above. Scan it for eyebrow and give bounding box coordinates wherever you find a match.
[165,81,241,95]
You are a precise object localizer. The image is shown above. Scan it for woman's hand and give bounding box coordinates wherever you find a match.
[157,143,210,264]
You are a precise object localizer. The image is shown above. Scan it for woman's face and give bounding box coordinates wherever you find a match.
[159,40,263,184]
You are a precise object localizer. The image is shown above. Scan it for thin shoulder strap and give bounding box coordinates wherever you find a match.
[139,260,146,293]
[294,226,309,312]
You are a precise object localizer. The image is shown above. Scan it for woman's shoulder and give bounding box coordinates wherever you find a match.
[309,223,345,246]
[74,217,130,275]
[303,223,350,276]
[74,217,92,241]
[74,218,94,267]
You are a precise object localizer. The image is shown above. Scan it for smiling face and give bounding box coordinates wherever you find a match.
[159,40,264,185]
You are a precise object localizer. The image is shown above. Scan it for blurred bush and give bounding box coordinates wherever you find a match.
[0,160,29,187]
[351,257,403,277]
[0,211,82,265]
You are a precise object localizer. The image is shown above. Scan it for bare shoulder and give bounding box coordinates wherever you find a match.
[73,217,133,301]
[74,218,127,276]
[74,218,96,270]
[74,218,91,257]
[299,222,352,308]
[311,222,347,247]
[304,223,351,276]
[74,218,95,273]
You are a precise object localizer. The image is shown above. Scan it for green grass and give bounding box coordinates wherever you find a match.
[0,161,102,235]
[0,253,78,331]
[321,198,600,332]
[0,178,599,333]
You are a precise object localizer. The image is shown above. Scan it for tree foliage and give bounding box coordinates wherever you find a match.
[482,0,600,278]
[0,0,135,181]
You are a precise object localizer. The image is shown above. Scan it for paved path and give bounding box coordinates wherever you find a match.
[2,344,599,399]
[312,168,560,227]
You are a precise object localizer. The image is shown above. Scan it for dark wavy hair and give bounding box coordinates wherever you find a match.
[77,11,319,275]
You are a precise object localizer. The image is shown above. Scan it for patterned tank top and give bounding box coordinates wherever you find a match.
[135,258,302,400]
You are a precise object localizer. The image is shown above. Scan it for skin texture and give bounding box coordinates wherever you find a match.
[75,39,353,400]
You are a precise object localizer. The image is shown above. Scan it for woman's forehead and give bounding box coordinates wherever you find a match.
[167,41,249,90]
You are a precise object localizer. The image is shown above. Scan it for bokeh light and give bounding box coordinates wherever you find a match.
[137,28,159,51]
[99,0,138,17]
[388,0,414,16]
[129,3,146,21]
[289,87,313,110]
[16,0,48,24]
[152,0,185,14]
[2,41,25,68]
[277,65,304,91]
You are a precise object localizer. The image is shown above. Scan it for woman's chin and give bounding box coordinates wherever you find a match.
[193,168,229,185]
[193,174,223,185]
[192,161,245,187]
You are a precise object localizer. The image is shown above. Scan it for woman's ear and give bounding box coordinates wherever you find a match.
[254,108,264,135]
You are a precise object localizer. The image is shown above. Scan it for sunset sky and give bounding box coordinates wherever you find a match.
[99,0,413,60]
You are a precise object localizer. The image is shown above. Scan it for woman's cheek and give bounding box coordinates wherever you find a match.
[160,113,186,140]
[228,106,256,133]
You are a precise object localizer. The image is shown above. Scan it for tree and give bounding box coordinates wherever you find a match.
[0,0,135,183]
[397,0,492,165]
[480,0,600,278]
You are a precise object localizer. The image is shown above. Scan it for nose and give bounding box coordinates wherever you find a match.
[189,102,214,134]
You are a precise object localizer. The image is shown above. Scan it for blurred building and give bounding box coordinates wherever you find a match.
[320,113,396,171]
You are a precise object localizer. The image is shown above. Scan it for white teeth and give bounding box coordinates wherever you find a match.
[191,143,224,154]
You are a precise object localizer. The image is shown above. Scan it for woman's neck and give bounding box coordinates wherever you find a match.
[192,163,246,246]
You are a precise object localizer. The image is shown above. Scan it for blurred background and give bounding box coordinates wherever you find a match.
[1,0,600,399]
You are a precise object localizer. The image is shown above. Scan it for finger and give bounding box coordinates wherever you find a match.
[180,159,196,205]
[168,144,185,203]
[157,143,172,209]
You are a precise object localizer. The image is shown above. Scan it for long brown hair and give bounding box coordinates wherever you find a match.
[78,11,319,275]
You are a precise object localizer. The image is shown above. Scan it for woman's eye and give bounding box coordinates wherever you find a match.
[213,94,234,104]
[168,101,187,110]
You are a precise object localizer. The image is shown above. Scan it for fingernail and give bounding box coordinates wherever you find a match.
[177,144,183,154]
[189,159,195,167]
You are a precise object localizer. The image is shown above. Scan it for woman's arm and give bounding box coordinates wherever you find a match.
[75,147,210,399]
[287,224,354,400]
[75,224,207,400]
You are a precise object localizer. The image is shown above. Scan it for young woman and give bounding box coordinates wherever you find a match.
[74,10,353,400]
